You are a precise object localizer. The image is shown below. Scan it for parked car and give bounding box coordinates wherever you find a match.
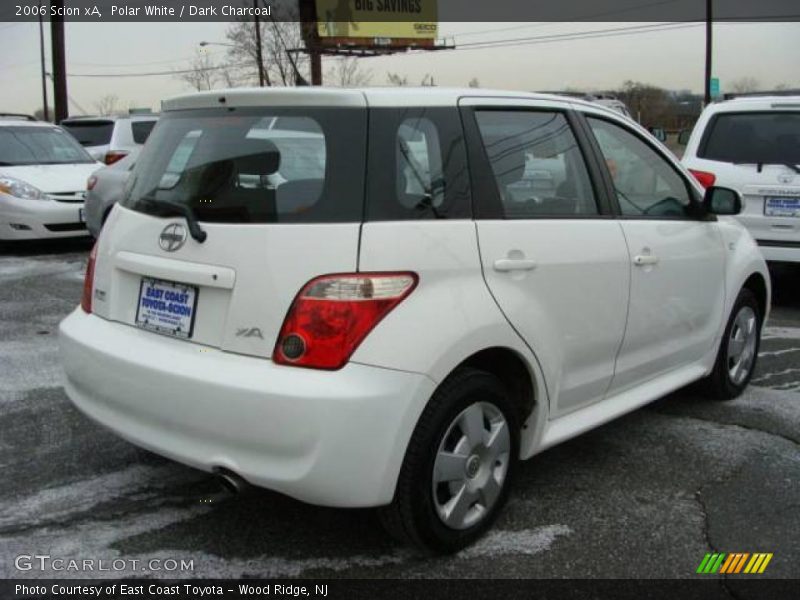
[0,117,101,240]
[60,88,769,553]
[60,114,158,166]
[85,147,139,237]
[681,95,800,263]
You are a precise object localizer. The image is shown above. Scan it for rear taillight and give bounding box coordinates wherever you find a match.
[81,241,98,313]
[273,272,418,370]
[87,175,98,191]
[104,151,128,165]
[688,169,716,188]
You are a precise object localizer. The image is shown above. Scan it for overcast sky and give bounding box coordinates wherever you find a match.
[1,20,798,115]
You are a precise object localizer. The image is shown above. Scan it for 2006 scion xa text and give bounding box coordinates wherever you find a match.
[60,87,769,552]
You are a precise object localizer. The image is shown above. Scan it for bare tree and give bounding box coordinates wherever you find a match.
[775,82,795,91]
[94,94,119,116]
[328,57,372,87]
[33,107,52,122]
[177,51,218,92]
[386,72,435,87]
[225,6,308,86]
[467,77,480,88]
[386,72,409,86]
[730,77,760,94]
[420,74,435,87]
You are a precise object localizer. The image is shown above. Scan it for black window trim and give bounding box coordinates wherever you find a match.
[460,104,614,221]
[577,111,708,222]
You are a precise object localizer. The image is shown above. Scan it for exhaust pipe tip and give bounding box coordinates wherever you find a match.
[214,468,249,495]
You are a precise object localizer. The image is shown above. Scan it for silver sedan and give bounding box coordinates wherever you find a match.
[84,147,139,237]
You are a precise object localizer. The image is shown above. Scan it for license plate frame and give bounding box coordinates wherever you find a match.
[764,196,800,217]
[135,277,199,339]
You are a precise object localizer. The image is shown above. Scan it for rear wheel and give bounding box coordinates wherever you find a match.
[379,367,519,553]
[701,288,761,400]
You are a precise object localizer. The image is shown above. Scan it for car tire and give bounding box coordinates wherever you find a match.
[378,367,519,554]
[701,288,762,400]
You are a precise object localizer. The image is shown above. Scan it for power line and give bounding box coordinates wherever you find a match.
[65,63,250,78]
[451,0,685,39]
[454,22,702,51]
[71,50,225,68]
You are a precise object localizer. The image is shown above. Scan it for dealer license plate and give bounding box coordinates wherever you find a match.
[764,197,800,217]
[135,277,198,339]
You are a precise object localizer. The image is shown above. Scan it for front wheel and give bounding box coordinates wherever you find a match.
[378,368,520,554]
[701,288,762,400]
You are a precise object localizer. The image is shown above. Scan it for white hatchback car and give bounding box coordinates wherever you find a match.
[60,88,769,553]
[0,117,101,240]
[681,95,800,263]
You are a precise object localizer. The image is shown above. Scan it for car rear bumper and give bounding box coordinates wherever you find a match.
[59,309,434,507]
[0,196,88,240]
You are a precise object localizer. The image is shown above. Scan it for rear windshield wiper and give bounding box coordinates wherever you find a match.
[139,197,207,243]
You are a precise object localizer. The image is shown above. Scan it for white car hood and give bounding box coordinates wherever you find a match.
[0,163,103,194]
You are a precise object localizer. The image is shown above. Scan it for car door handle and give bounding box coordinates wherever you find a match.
[493,258,537,272]
[633,255,659,266]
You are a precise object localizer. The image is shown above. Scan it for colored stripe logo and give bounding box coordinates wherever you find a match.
[697,553,773,574]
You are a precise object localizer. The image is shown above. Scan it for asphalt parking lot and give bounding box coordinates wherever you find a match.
[0,239,798,581]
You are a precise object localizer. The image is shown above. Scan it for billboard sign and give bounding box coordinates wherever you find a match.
[315,0,438,41]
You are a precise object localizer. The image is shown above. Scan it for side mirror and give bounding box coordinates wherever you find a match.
[677,129,691,146]
[703,186,742,215]
[648,127,667,143]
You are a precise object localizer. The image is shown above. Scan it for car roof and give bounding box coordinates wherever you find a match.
[61,115,159,123]
[706,95,800,113]
[162,86,614,114]
[0,118,63,129]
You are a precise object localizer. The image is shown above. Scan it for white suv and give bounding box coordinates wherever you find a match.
[681,95,800,263]
[61,115,158,166]
[60,88,769,553]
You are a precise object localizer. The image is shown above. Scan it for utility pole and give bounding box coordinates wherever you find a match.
[704,0,713,105]
[254,0,265,86]
[38,12,49,121]
[298,0,322,85]
[50,0,68,122]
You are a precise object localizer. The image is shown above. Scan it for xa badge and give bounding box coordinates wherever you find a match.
[159,223,187,252]
[237,327,264,339]
[778,172,795,184]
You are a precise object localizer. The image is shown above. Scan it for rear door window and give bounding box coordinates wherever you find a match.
[131,120,157,144]
[475,110,599,217]
[698,111,800,165]
[123,107,366,224]
[367,108,471,220]
[61,120,114,146]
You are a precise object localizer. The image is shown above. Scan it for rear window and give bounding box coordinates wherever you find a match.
[131,120,157,144]
[122,107,366,224]
[61,120,114,147]
[699,111,800,164]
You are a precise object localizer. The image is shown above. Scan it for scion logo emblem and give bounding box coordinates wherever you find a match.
[159,223,187,252]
